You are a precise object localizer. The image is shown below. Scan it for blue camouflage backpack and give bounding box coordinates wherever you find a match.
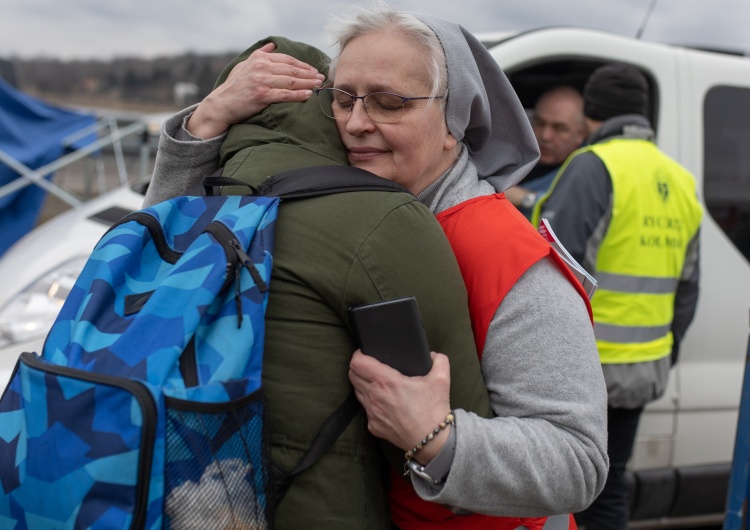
[0,166,405,530]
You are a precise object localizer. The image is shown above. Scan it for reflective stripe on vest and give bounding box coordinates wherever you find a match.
[594,271,674,343]
[595,271,678,294]
[534,139,702,364]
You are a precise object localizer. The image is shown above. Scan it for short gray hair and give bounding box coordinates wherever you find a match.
[326,3,448,103]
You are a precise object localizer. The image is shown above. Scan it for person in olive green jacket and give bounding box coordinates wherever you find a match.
[144,36,491,530]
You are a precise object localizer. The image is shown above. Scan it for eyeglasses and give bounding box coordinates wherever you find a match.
[314,87,445,124]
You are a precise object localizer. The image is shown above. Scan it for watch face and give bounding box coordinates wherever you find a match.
[407,461,441,484]
[521,192,537,209]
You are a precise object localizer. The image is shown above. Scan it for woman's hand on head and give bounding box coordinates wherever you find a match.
[349,350,453,464]
[186,42,326,139]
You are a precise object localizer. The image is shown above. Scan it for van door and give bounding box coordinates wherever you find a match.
[671,49,750,473]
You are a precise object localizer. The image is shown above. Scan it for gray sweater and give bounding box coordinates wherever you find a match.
[145,107,609,517]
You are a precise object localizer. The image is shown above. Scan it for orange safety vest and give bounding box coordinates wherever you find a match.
[389,194,591,530]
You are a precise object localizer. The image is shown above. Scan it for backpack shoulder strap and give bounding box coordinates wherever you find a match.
[202,165,410,199]
[257,165,409,199]
[271,391,360,508]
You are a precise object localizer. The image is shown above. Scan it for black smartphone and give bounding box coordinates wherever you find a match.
[349,296,432,376]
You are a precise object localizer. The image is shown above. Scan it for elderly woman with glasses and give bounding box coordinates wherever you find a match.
[145,6,608,529]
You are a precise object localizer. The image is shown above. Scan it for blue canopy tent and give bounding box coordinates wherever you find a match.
[0,78,98,256]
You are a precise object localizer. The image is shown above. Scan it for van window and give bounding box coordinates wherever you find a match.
[506,60,659,132]
[704,86,750,263]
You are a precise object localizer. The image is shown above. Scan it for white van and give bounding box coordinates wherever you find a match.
[0,26,748,528]
[480,27,750,526]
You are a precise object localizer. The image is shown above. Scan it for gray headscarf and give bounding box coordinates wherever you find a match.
[415,14,539,192]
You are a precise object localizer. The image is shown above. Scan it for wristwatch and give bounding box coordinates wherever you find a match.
[520,191,538,209]
[406,424,456,484]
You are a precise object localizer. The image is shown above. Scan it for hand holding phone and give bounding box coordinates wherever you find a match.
[349,296,432,376]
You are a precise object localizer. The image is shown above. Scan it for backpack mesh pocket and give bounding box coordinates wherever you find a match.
[163,390,271,530]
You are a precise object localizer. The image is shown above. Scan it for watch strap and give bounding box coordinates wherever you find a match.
[408,423,456,484]
[521,191,538,209]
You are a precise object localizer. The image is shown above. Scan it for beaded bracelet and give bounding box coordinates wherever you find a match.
[404,412,455,462]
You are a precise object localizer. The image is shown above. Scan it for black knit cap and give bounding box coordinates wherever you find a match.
[583,64,649,121]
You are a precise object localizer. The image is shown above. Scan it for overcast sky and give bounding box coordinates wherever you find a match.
[2,0,749,60]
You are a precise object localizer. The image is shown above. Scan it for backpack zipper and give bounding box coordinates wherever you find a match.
[20,352,157,530]
[204,223,246,329]
[205,222,269,327]
[205,222,269,291]
[176,222,268,385]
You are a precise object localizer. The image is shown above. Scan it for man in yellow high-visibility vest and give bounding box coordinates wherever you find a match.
[532,64,703,530]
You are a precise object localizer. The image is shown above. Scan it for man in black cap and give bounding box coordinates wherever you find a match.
[532,64,704,529]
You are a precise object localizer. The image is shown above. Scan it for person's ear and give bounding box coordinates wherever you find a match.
[444,130,458,153]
